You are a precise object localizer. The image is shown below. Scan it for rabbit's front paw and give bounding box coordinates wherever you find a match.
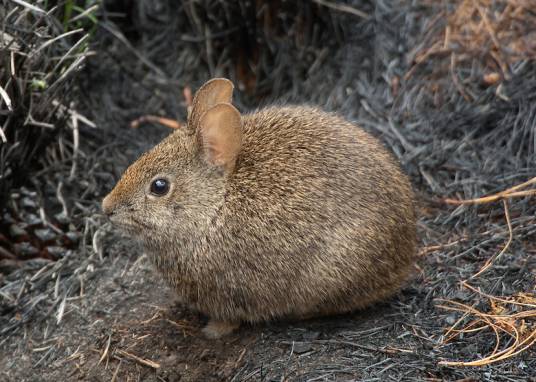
[201,319,239,339]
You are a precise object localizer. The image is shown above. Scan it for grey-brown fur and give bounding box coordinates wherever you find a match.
[102,78,417,338]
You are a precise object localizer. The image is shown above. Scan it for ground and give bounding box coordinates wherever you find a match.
[1,223,534,381]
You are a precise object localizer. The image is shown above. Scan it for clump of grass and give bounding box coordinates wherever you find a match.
[405,0,536,104]
[0,1,98,210]
[438,281,536,366]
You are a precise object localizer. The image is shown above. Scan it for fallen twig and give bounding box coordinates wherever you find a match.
[443,176,536,205]
[130,115,183,130]
[311,0,368,19]
[115,349,160,369]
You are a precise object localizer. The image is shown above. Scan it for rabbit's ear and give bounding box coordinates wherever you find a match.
[198,103,242,172]
[188,78,234,133]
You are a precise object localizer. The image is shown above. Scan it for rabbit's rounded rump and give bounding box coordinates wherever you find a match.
[102,78,416,338]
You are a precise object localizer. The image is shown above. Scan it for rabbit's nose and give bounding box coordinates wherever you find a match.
[101,194,114,216]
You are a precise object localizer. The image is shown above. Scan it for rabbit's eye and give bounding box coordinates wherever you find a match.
[150,178,169,196]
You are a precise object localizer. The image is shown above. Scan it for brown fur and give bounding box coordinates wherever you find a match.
[102,78,417,338]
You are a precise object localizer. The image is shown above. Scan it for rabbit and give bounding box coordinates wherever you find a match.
[102,78,417,339]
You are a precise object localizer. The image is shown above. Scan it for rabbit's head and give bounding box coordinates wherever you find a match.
[101,78,242,244]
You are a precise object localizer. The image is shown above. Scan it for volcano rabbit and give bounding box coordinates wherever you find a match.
[102,78,417,339]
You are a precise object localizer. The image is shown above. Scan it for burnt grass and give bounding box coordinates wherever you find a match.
[1,1,536,381]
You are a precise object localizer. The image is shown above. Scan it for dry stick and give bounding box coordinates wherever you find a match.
[445,189,536,205]
[56,181,69,217]
[51,100,96,128]
[462,281,536,309]
[437,301,520,366]
[446,321,489,338]
[47,55,86,91]
[130,116,182,130]
[419,239,464,256]
[56,294,67,324]
[476,320,519,365]
[444,176,536,205]
[444,176,535,277]
[500,176,536,194]
[234,348,247,369]
[437,301,516,337]
[98,334,112,365]
[110,359,122,382]
[139,311,161,325]
[493,329,536,362]
[311,0,369,19]
[10,50,15,76]
[471,199,513,279]
[115,349,160,369]
[481,316,503,362]
[404,46,449,82]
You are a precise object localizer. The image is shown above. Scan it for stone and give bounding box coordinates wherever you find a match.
[9,224,27,238]
[54,212,70,225]
[45,246,65,257]
[291,342,312,354]
[14,242,39,256]
[34,228,57,242]
[20,197,37,209]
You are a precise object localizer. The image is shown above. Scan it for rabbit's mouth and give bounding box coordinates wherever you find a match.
[108,215,150,235]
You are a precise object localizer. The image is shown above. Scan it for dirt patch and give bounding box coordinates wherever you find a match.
[1,234,534,381]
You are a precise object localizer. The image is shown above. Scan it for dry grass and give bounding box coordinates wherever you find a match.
[436,177,536,366]
[406,0,536,101]
[0,1,96,209]
[409,5,536,357]
[438,282,536,366]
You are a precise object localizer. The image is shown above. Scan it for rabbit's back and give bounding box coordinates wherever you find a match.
[196,106,417,321]
[232,105,414,239]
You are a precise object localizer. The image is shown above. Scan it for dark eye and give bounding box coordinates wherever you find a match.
[150,178,170,196]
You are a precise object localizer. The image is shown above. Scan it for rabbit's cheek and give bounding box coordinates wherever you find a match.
[108,219,138,236]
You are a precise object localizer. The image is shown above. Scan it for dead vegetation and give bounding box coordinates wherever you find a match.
[0,0,96,208]
[436,179,536,367]
[0,0,100,275]
[0,0,110,343]
[438,281,536,367]
[405,0,536,103]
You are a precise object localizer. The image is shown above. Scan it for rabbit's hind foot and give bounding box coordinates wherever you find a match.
[202,319,239,339]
